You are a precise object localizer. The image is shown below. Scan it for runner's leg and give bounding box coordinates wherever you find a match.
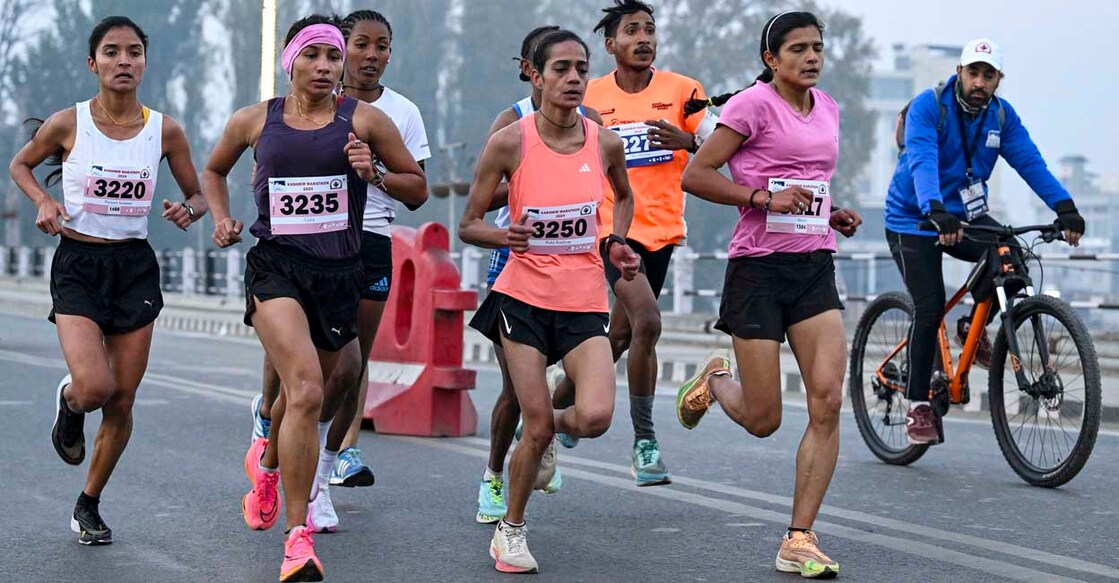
[553,337,616,440]
[499,339,550,525]
[708,337,784,437]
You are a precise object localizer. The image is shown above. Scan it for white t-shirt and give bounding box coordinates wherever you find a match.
[362,86,431,236]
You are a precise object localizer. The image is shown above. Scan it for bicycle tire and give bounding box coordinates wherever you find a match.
[988,294,1101,487]
[848,291,930,465]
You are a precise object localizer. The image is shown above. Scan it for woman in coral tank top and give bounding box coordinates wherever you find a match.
[459,30,640,575]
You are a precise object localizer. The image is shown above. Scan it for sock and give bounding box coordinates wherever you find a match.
[259,462,278,475]
[317,421,330,450]
[77,491,99,507]
[501,518,525,529]
[317,448,339,488]
[787,527,810,537]
[630,394,656,441]
[483,467,503,482]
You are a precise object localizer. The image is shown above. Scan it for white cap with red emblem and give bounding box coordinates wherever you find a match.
[960,38,1003,72]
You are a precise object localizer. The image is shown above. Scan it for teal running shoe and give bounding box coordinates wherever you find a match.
[556,432,579,449]
[631,438,671,486]
[251,394,270,441]
[329,447,375,488]
[476,477,507,524]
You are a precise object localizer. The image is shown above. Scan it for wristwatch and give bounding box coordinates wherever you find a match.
[691,133,703,152]
[183,202,196,221]
[370,158,388,188]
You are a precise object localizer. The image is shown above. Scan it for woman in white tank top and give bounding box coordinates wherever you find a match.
[7,16,207,546]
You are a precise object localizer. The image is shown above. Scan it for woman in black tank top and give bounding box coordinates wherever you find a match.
[200,14,425,582]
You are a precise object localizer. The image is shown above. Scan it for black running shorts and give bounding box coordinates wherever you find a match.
[243,240,363,352]
[470,291,609,366]
[359,232,392,302]
[49,237,164,335]
[714,251,844,343]
[602,238,674,298]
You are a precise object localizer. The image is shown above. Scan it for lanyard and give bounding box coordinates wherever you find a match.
[955,102,990,181]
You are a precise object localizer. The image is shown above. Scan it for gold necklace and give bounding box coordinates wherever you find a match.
[292,95,335,127]
[95,95,143,126]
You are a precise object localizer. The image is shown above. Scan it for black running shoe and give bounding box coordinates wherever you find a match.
[72,502,112,545]
[51,375,85,466]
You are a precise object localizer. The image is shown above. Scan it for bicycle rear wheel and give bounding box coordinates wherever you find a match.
[988,295,1101,487]
[848,292,929,465]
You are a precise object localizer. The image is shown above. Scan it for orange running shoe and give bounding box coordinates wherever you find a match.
[775,530,839,578]
[676,350,731,430]
[280,525,324,582]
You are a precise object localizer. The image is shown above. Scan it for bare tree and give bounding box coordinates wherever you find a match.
[1,0,37,246]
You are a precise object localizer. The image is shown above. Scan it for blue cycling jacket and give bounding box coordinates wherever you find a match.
[884,75,1070,236]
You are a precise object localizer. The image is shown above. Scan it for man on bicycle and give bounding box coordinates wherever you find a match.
[884,38,1085,445]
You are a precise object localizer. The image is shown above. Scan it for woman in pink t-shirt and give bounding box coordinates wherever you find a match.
[675,11,862,578]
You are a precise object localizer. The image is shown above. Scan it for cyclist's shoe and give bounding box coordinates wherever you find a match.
[306,484,339,533]
[677,350,732,430]
[251,393,271,441]
[52,375,85,466]
[490,521,539,573]
[631,438,672,486]
[906,403,943,445]
[956,319,992,369]
[775,530,839,578]
[71,500,112,545]
[329,447,374,488]
[533,437,559,492]
[476,477,507,524]
[280,526,324,582]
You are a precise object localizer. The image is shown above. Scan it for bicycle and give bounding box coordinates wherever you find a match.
[848,222,1101,487]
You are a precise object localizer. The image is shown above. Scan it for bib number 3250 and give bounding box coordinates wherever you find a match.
[525,202,598,255]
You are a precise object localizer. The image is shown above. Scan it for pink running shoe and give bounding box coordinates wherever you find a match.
[242,437,280,530]
[280,526,324,582]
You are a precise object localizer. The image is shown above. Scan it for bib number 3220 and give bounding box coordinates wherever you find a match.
[82,164,154,216]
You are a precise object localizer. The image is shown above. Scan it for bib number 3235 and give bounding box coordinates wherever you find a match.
[268,175,349,235]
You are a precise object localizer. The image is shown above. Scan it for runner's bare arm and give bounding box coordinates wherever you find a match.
[8,109,76,235]
[351,102,427,206]
[601,128,634,238]
[683,125,810,212]
[203,104,264,246]
[460,126,524,250]
[483,107,519,212]
[160,115,206,229]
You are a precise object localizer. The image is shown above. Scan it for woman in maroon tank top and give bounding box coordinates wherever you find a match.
[201,14,425,582]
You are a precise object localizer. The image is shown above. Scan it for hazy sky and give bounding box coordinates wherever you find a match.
[831,0,1119,184]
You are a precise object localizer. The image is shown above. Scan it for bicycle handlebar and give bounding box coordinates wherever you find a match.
[917,221,1065,243]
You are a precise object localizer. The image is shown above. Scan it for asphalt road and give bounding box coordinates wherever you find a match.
[1,312,1117,583]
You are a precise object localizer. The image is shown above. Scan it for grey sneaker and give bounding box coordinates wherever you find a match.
[631,438,671,486]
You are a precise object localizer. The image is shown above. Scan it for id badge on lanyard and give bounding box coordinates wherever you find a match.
[957,104,990,221]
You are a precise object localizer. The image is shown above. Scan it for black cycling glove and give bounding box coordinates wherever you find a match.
[1054,199,1085,235]
[926,200,961,235]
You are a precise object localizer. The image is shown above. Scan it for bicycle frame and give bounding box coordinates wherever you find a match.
[875,244,1040,404]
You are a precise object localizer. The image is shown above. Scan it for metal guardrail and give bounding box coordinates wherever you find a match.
[6,243,1119,317]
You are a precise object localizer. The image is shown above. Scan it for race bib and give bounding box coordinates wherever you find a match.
[610,122,673,168]
[525,202,598,255]
[765,178,831,236]
[82,164,154,216]
[960,180,988,221]
[268,175,349,235]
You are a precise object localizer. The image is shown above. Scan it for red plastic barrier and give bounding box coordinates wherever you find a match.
[363,222,479,436]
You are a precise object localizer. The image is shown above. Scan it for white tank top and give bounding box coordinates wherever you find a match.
[61,100,163,240]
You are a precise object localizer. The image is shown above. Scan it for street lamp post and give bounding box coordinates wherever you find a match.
[260,0,277,101]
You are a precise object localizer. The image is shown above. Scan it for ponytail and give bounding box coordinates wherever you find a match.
[22,118,64,188]
[754,68,774,85]
[684,88,742,118]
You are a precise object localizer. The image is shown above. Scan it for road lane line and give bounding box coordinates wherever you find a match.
[453,435,1119,580]
[399,436,1088,583]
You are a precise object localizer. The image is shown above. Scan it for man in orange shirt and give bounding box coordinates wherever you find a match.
[553,0,707,486]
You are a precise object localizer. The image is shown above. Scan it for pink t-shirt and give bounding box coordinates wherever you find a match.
[718,82,840,258]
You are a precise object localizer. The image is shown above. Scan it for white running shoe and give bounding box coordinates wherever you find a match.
[533,436,558,491]
[490,521,538,573]
[306,483,339,533]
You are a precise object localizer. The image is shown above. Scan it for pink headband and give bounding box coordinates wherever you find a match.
[281,24,346,77]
